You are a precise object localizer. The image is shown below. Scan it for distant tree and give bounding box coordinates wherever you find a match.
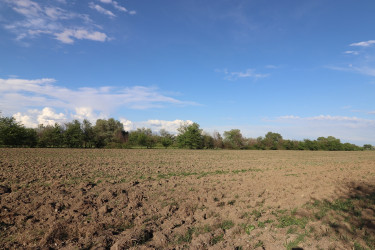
[159,129,174,149]
[177,122,203,149]
[202,133,214,149]
[317,136,342,151]
[93,118,126,147]
[65,120,83,148]
[0,116,24,146]
[212,131,224,149]
[24,128,38,147]
[129,128,156,148]
[82,119,95,148]
[223,129,244,149]
[303,139,319,151]
[283,139,300,150]
[363,144,373,150]
[263,132,283,150]
[342,143,361,151]
[37,123,64,147]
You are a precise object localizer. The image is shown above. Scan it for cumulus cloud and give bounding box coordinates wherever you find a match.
[0,77,196,121]
[13,107,67,127]
[11,106,193,135]
[217,68,269,81]
[2,0,134,44]
[119,118,193,134]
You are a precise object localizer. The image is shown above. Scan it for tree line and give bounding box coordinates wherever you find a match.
[0,115,373,151]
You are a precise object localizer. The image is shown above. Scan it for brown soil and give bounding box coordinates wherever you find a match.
[1,149,374,249]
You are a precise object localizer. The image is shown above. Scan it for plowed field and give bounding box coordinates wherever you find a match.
[1,149,375,249]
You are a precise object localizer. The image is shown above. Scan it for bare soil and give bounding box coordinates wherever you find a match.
[1,149,374,249]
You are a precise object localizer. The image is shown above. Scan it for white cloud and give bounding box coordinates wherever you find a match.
[344,50,359,55]
[12,107,193,134]
[72,107,104,122]
[89,3,116,18]
[13,107,67,127]
[350,40,375,47]
[99,0,132,13]
[330,40,375,77]
[0,77,196,120]
[2,0,119,44]
[218,68,269,81]
[54,29,108,44]
[119,118,193,134]
[120,118,134,131]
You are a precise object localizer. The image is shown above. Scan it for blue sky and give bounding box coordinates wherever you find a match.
[1,0,375,145]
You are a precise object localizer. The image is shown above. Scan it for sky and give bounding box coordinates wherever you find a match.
[0,0,375,145]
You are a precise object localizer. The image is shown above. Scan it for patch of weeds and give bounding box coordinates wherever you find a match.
[220,220,234,230]
[251,209,262,220]
[364,230,375,249]
[258,219,274,229]
[118,178,126,183]
[245,224,256,235]
[277,214,308,229]
[254,240,264,248]
[286,226,298,234]
[353,241,366,250]
[176,228,195,244]
[240,212,250,219]
[213,197,219,202]
[277,209,287,214]
[285,233,306,250]
[210,234,224,245]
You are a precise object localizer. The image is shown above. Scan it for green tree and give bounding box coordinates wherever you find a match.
[82,119,95,148]
[363,144,373,150]
[202,133,214,149]
[177,122,203,149]
[0,116,28,147]
[129,128,156,148]
[223,129,244,149]
[93,118,126,147]
[317,136,342,151]
[65,120,83,148]
[159,129,174,149]
[212,131,224,149]
[37,124,61,147]
[263,132,283,150]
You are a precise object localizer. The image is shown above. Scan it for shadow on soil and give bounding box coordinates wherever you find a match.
[307,181,375,249]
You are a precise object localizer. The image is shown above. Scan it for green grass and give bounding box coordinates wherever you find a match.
[277,215,308,229]
[220,220,234,230]
[176,228,195,244]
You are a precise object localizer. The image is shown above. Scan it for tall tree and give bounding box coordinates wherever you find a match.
[159,129,174,149]
[0,116,26,147]
[177,122,203,149]
[65,120,83,148]
[223,129,244,149]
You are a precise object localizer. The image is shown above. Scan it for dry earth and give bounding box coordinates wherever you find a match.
[1,149,375,249]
